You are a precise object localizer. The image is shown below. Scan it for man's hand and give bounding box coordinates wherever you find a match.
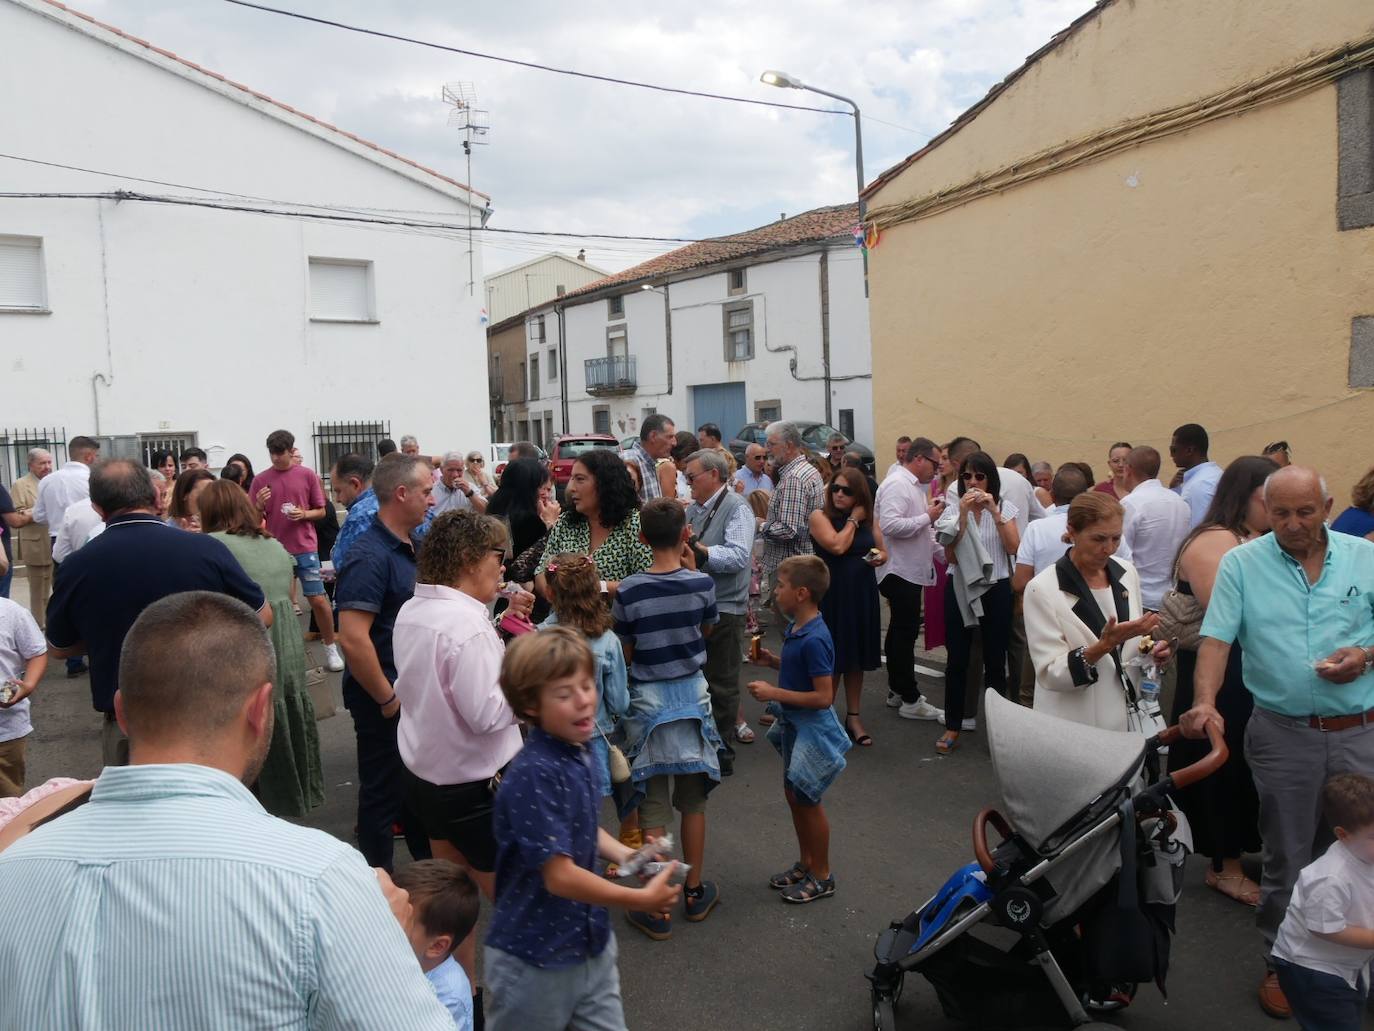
[636,862,682,918]
[1180,702,1224,739]
[285,505,307,522]
[747,680,777,703]
[733,479,745,494]
[374,869,412,927]
[380,695,401,719]
[255,486,272,510]
[1315,647,1368,684]
[926,496,947,521]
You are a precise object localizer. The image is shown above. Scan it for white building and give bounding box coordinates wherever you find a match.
[502,205,875,450]
[0,0,491,480]
[484,251,609,326]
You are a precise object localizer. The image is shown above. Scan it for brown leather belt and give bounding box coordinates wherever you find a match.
[1309,709,1374,732]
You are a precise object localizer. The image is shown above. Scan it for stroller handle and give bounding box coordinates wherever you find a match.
[1155,721,1229,790]
[973,807,1014,876]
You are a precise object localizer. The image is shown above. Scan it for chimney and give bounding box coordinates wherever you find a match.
[779,213,786,221]
[576,249,586,262]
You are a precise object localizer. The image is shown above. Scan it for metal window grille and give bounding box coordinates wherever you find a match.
[137,433,199,466]
[0,427,67,487]
[312,420,391,484]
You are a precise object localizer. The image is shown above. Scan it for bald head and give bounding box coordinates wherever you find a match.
[1123,446,1161,489]
[1264,465,1331,558]
[1264,465,1328,506]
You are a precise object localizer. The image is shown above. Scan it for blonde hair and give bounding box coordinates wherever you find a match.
[1063,492,1124,542]
[747,489,770,519]
[500,626,595,720]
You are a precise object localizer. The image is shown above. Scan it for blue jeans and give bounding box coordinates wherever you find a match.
[1274,958,1366,1031]
[485,935,626,1031]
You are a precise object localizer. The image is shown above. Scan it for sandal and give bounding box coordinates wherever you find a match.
[781,872,836,904]
[935,734,959,754]
[844,713,874,747]
[1205,868,1260,907]
[735,721,756,744]
[757,712,776,727]
[768,862,808,890]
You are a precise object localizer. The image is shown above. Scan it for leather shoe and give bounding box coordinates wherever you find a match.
[1258,970,1291,1019]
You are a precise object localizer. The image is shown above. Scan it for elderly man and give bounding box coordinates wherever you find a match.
[399,435,422,457]
[759,421,825,590]
[1181,466,1374,1020]
[885,436,912,481]
[34,436,100,677]
[433,452,488,515]
[733,443,773,495]
[684,449,755,773]
[874,436,946,723]
[1120,446,1191,612]
[627,414,676,501]
[825,433,848,477]
[1169,422,1222,528]
[44,460,267,766]
[8,449,53,620]
[335,454,435,871]
[0,591,454,1029]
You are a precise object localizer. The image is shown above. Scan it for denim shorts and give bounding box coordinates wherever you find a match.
[290,551,326,597]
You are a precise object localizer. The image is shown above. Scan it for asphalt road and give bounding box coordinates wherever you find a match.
[19,618,1360,1031]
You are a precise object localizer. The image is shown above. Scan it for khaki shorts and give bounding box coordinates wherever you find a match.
[0,736,26,798]
[639,772,710,828]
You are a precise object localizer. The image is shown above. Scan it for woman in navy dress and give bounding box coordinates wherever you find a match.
[809,467,886,746]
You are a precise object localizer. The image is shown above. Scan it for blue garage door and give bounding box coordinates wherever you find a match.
[690,382,747,443]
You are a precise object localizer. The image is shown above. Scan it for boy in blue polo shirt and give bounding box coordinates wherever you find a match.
[748,555,851,904]
[485,628,680,1031]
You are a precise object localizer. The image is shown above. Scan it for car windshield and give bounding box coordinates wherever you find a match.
[802,425,848,447]
[559,439,618,458]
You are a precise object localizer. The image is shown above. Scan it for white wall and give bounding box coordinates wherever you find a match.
[557,246,874,446]
[0,1,490,472]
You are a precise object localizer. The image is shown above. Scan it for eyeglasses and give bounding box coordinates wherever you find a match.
[750,454,765,462]
[490,548,508,560]
[961,472,988,482]
[685,471,712,483]
[831,485,855,497]
[1263,441,1290,455]
[915,453,938,464]
[471,457,484,464]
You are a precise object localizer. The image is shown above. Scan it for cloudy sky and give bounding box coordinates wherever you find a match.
[82,0,1093,275]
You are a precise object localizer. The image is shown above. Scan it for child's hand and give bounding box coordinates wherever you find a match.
[752,647,780,669]
[638,863,682,917]
[747,680,776,703]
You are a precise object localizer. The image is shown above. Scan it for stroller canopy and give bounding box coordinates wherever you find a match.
[985,690,1146,853]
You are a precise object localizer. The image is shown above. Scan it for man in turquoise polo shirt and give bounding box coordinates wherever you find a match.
[1182,466,1374,1021]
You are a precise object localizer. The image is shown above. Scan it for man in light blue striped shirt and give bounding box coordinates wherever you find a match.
[0,591,453,1030]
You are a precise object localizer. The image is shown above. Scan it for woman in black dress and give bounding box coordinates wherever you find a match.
[810,466,886,746]
[1168,455,1276,907]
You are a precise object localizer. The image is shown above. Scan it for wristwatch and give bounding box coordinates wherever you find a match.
[1362,646,1374,672]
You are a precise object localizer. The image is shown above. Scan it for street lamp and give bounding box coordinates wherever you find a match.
[759,69,866,224]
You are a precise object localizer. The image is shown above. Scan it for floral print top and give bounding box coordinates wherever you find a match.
[536,509,652,582]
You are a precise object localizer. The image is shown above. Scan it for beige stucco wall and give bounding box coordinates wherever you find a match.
[869,0,1374,503]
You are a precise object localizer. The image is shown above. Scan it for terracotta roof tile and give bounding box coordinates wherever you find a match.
[564,203,859,299]
[34,0,489,201]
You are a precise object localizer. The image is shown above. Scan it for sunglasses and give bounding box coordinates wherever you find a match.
[831,485,856,497]
[471,457,484,464]
[961,472,988,482]
[1264,441,1290,454]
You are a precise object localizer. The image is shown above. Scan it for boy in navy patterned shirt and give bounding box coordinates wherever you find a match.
[485,628,680,1031]
[613,497,723,939]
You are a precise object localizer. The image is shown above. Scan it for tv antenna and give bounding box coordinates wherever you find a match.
[441,82,490,296]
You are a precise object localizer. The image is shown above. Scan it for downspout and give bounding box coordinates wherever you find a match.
[92,197,116,434]
[819,249,832,425]
[663,282,673,397]
[556,303,569,431]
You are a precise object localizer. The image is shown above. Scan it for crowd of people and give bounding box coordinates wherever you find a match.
[0,417,1372,1029]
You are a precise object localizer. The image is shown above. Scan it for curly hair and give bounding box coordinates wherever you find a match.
[416,510,510,586]
[566,448,640,530]
[546,553,612,637]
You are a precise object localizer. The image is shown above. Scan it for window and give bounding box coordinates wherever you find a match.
[534,314,547,342]
[308,258,375,322]
[728,267,747,296]
[544,413,554,444]
[838,409,855,440]
[1339,70,1374,230]
[723,301,754,361]
[548,348,558,381]
[608,295,624,319]
[0,236,47,312]
[607,325,628,359]
[529,354,541,400]
[755,399,781,423]
[519,362,527,401]
[311,420,389,480]
[593,406,611,435]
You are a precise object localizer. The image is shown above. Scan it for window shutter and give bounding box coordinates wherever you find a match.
[0,237,46,310]
[309,259,372,320]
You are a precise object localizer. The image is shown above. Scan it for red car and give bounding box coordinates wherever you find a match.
[548,434,622,489]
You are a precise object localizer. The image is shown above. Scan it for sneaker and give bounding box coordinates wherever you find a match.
[324,642,345,672]
[625,909,672,940]
[898,699,944,721]
[961,718,977,732]
[683,880,720,922]
[885,691,903,709]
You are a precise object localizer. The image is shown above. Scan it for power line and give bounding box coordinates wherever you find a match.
[221,0,845,117]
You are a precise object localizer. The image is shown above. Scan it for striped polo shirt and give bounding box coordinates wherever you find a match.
[613,567,718,682]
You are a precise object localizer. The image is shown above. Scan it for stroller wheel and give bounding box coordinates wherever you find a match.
[871,990,897,1031]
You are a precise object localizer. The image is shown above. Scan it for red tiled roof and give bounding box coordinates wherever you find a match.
[32,0,490,201]
[564,203,859,299]
[863,0,1117,201]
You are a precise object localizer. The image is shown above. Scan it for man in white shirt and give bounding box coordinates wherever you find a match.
[32,436,99,543]
[432,452,487,516]
[884,436,912,481]
[1012,466,1092,592]
[52,498,106,564]
[1169,422,1222,528]
[875,436,945,722]
[1121,445,1192,611]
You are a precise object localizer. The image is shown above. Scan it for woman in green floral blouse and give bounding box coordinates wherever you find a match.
[535,448,651,599]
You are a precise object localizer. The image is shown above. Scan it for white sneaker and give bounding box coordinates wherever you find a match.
[324,642,345,673]
[899,698,945,721]
[961,718,977,732]
[885,691,903,709]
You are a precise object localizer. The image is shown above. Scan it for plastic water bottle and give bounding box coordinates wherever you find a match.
[1139,664,1167,753]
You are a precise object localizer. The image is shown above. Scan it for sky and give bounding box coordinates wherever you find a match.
[80,0,1095,276]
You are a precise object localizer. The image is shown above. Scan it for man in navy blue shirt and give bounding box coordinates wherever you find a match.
[335,453,434,870]
[45,459,266,766]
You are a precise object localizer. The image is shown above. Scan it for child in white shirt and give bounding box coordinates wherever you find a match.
[1272,773,1374,1030]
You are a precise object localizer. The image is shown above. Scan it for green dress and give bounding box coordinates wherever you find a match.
[211,532,325,818]
[535,510,652,581]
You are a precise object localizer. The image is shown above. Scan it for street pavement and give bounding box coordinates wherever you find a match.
[20,621,1333,1030]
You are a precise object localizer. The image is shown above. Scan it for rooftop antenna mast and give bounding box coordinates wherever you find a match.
[441,82,490,296]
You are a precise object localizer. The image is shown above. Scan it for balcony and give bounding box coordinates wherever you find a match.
[585,355,637,396]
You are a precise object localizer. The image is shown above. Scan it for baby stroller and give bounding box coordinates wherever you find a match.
[867,691,1227,1030]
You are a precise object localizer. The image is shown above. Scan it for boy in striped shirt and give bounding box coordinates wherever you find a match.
[613,497,724,939]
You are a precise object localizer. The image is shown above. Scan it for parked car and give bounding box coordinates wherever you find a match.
[619,435,638,452]
[728,421,875,475]
[548,434,622,490]
[491,442,547,481]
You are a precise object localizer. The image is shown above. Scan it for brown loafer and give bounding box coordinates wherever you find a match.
[1258,970,1291,1020]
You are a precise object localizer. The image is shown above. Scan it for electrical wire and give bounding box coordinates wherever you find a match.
[220,0,845,117]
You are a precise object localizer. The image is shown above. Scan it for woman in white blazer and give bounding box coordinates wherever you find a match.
[1024,492,1171,731]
